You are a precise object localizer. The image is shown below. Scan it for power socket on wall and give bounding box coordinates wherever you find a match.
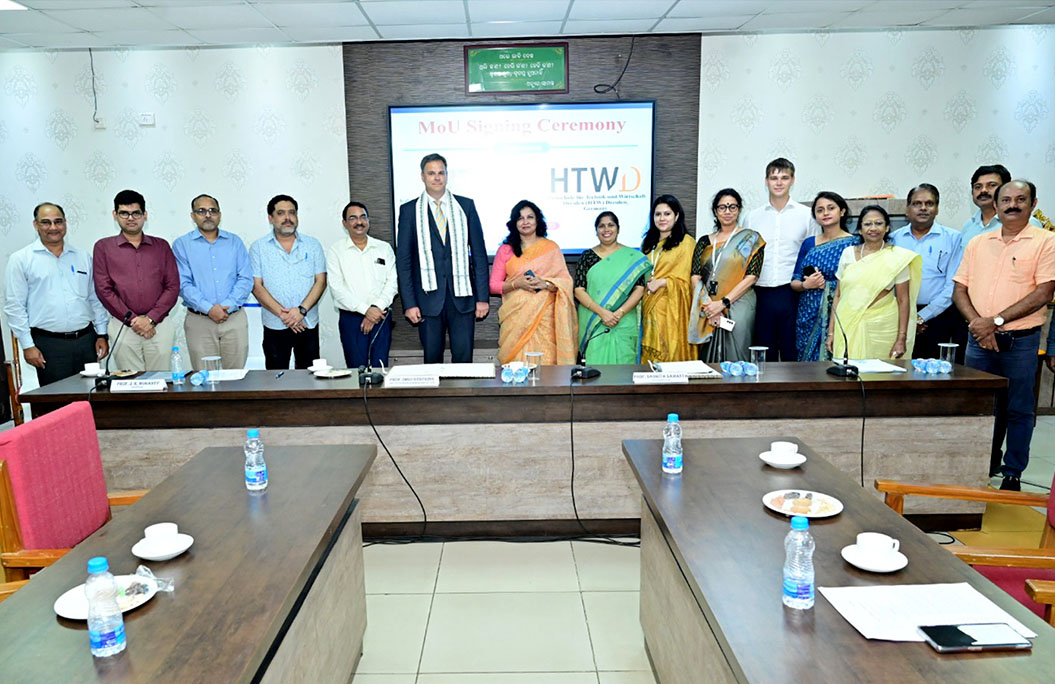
[93,117,106,130]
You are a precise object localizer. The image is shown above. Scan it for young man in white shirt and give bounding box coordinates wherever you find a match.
[326,201,398,368]
[743,158,818,361]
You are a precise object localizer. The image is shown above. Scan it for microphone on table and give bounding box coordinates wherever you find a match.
[826,307,858,377]
[358,308,391,386]
[96,311,134,390]
[571,327,610,380]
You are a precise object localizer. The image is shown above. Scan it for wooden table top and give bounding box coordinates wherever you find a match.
[20,363,1004,428]
[0,445,376,684]
[622,437,1055,682]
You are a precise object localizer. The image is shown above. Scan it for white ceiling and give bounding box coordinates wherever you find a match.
[0,0,1051,50]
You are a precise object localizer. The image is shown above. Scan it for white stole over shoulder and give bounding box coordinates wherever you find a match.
[415,191,472,297]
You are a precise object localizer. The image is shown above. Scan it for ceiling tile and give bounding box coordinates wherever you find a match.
[361,0,465,25]
[254,2,368,27]
[468,0,568,22]
[965,0,1052,6]
[924,7,1054,25]
[0,10,80,31]
[757,0,874,11]
[849,0,959,10]
[563,18,659,34]
[568,0,674,20]
[1013,6,1055,21]
[19,1,135,8]
[149,5,274,29]
[6,31,107,47]
[742,11,853,30]
[655,15,755,32]
[470,20,564,38]
[668,1,769,17]
[138,1,243,5]
[185,26,289,43]
[832,8,956,28]
[0,35,28,48]
[47,7,176,31]
[91,29,201,45]
[377,22,469,39]
[281,24,378,41]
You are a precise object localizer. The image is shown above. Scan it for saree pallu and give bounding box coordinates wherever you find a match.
[641,237,698,364]
[497,238,578,365]
[577,247,652,364]
[688,229,764,363]
[796,237,854,362]
[833,247,922,360]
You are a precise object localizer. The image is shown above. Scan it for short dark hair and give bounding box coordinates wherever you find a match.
[267,194,298,215]
[503,199,547,257]
[765,157,795,177]
[854,205,893,243]
[343,201,368,220]
[811,191,850,231]
[971,164,1011,186]
[642,194,689,254]
[907,183,940,205]
[996,179,1037,205]
[420,153,447,172]
[710,188,743,229]
[113,189,145,212]
[594,211,619,230]
[33,202,64,220]
[191,194,219,210]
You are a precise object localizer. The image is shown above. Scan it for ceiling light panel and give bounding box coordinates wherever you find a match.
[254,2,368,27]
[468,0,569,22]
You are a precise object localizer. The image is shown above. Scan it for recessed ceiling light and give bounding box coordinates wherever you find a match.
[0,0,28,10]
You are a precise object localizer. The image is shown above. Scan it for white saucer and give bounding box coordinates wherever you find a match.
[132,533,194,561]
[759,451,807,469]
[841,544,908,573]
[80,369,104,377]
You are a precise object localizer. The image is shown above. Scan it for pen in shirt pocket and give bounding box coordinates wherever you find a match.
[71,265,88,274]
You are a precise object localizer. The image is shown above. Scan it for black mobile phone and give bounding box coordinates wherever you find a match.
[995,331,1014,353]
[801,265,818,277]
[918,623,1031,653]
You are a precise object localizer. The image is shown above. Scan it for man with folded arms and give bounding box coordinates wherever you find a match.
[4,202,109,386]
[326,201,397,369]
[953,180,1055,490]
[173,194,253,370]
[94,189,180,372]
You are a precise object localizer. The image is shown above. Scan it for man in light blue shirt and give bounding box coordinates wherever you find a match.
[891,184,965,361]
[4,202,109,385]
[249,194,327,370]
[173,194,253,370]
[961,164,1042,247]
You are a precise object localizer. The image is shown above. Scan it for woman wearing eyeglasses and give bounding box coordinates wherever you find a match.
[689,188,765,362]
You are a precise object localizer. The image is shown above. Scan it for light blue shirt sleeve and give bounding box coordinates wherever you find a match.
[249,238,263,279]
[4,251,34,349]
[173,233,212,314]
[222,236,254,310]
[88,253,109,335]
[918,228,963,322]
[310,236,327,275]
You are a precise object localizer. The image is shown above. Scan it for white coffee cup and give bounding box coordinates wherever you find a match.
[310,358,329,369]
[770,441,798,455]
[84,362,101,374]
[856,532,900,557]
[144,522,178,544]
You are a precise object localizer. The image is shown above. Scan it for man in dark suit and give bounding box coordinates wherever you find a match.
[396,153,490,363]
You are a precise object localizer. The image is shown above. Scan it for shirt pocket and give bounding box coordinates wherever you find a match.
[64,265,92,299]
[293,253,316,284]
[1007,250,1038,285]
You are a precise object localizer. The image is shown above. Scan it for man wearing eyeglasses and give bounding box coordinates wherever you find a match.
[4,202,109,386]
[172,194,253,371]
[93,189,180,372]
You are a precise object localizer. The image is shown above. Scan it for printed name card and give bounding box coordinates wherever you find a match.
[110,379,168,392]
[384,374,440,388]
[632,372,689,385]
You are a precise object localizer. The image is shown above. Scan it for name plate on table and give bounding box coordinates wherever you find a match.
[110,379,167,392]
[633,372,689,385]
[384,374,440,388]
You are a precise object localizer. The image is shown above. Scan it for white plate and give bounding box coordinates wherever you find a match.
[762,489,843,518]
[313,368,352,378]
[80,370,104,377]
[132,533,194,561]
[53,574,158,620]
[841,544,908,573]
[759,451,807,469]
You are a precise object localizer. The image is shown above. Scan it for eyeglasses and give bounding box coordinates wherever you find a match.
[117,210,145,219]
[715,204,740,213]
[193,207,220,216]
[37,218,66,227]
[860,220,887,228]
[344,214,369,222]
[909,200,936,209]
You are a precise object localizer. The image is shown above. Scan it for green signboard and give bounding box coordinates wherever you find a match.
[465,43,569,94]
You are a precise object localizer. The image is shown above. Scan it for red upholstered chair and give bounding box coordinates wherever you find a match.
[0,401,146,582]
[875,476,1055,626]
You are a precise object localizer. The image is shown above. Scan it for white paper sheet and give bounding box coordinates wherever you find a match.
[818,583,1037,642]
[652,360,722,378]
[211,369,249,381]
[847,359,907,374]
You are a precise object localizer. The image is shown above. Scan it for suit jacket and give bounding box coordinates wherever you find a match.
[396,194,489,317]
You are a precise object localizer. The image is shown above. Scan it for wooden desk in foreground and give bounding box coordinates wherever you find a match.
[623,437,1054,683]
[21,363,1004,529]
[0,445,376,683]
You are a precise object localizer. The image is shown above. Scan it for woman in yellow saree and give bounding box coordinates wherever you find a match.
[640,194,698,364]
[827,206,922,360]
[490,200,577,365]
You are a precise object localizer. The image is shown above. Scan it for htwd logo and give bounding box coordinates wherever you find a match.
[550,167,641,193]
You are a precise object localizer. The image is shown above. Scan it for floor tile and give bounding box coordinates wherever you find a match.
[357,594,432,674]
[418,674,598,683]
[598,672,657,684]
[572,541,641,592]
[420,592,595,672]
[435,541,579,593]
[582,592,650,671]
[351,676,417,684]
[952,529,1043,548]
[364,541,443,594]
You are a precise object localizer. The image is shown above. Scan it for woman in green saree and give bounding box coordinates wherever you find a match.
[573,211,652,364]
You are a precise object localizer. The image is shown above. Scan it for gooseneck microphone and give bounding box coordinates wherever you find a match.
[358,308,391,386]
[571,327,610,380]
[826,307,858,377]
[95,311,133,390]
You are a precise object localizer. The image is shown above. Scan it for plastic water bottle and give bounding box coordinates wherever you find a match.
[782,516,815,610]
[170,346,184,385]
[244,428,268,491]
[85,556,127,657]
[661,413,683,474]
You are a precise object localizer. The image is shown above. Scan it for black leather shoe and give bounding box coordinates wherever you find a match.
[999,476,1021,492]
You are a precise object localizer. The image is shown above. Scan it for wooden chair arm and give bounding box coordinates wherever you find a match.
[949,546,1055,568]
[0,579,29,603]
[1,548,68,568]
[108,490,148,507]
[874,479,1048,514]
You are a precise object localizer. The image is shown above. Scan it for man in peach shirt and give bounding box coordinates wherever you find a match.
[952,180,1055,490]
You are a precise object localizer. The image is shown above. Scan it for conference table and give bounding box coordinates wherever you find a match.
[0,444,376,683]
[20,363,1004,530]
[622,437,1055,683]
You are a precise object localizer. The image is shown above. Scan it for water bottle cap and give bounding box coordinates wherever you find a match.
[87,556,108,573]
[172,346,179,352]
[247,428,260,439]
[667,413,679,422]
[790,516,809,530]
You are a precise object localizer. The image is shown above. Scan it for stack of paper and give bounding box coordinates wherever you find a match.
[652,360,722,379]
[387,363,495,379]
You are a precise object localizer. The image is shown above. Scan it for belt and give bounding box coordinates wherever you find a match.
[187,308,210,317]
[30,324,95,340]
[1000,326,1041,338]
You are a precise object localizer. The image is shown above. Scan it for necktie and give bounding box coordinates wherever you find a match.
[433,200,447,244]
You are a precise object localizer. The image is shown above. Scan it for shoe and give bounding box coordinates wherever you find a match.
[999,476,1021,492]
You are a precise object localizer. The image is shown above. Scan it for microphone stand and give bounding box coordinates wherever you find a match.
[95,311,133,390]
[571,327,610,380]
[358,309,391,386]
[826,306,858,377]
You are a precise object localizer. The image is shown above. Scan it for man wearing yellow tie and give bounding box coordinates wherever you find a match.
[396,153,490,363]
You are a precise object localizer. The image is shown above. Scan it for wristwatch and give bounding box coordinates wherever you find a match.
[993,315,1005,327]
[721,297,731,308]
[916,314,925,326]
[298,305,308,316]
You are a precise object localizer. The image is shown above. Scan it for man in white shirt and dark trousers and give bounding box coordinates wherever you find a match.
[326,201,398,368]
[743,158,819,361]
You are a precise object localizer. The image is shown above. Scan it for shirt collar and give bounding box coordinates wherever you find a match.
[32,239,79,254]
[267,230,301,248]
[343,234,373,252]
[190,228,230,242]
[117,232,155,247]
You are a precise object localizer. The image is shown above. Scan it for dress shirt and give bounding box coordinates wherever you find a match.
[249,231,326,330]
[953,226,1055,330]
[325,235,397,315]
[172,228,253,314]
[961,209,1042,248]
[93,233,180,324]
[743,200,819,287]
[890,222,963,321]
[4,239,109,350]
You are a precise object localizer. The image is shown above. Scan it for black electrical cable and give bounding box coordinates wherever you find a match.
[857,374,866,488]
[593,36,636,95]
[88,48,100,125]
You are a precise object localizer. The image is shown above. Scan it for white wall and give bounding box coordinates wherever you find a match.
[696,25,1054,234]
[0,44,350,390]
